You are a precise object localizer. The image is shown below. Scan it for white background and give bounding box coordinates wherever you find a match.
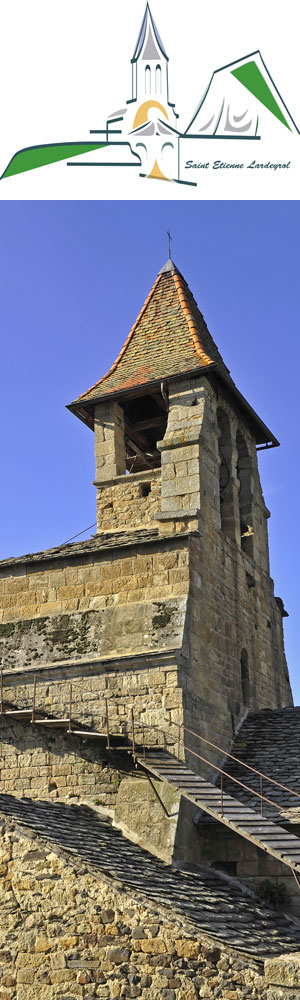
[0,0,299,199]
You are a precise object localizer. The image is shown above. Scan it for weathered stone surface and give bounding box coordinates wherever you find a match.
[175,939,199,959]
[265,953,300,986]
[114,777,180,862]
[107,946,130,964]
[0,347,295,1000]
[1,809,287,1000]
[96,471,162,533]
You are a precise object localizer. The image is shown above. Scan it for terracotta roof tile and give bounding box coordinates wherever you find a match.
[68,262,277,447]
[72,265,229,407]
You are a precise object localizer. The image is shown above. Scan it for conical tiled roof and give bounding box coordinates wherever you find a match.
[69,259,278,447]
[72,260,229,406]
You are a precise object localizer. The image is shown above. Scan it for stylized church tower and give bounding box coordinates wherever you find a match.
[131,4,170,110]
[106,5,179,179]
[69,256,292,748]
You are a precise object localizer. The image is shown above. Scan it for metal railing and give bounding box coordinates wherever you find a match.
[1,668,300,821]
[0,669,113,746]
[129,714,300,820]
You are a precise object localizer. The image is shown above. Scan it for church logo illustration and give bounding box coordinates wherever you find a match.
[1,3,299,185]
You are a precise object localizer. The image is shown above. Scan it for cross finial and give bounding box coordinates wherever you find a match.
[167,228,172,259]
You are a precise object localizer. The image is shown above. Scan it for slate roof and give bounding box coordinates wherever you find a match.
[221,708,300,821]
[0,526,188,571]
[1,793,300,958]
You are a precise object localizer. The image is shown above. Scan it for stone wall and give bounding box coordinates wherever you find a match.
[180,526,291,762]
[163,376,293,757]
[0,713,184,865]
[0,812,275,1000]
[0,422,292,875]
[94,401,126,482]
[0,653,183,753]
[191,817,300,918]
[96,472,161,534]
[0,719,124,809]
[114,776,181,863]
[0,371,292,762]
[265,954,300,999]
[0,370,294,918]
[0,537,189,703]
[0,536,189,646]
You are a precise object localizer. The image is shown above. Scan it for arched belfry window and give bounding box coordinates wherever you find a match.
[236,430,253,557]
[241,649,250,706]
[217,407,234,538]
[145,65,151,94]
[155,64,162,93]
[122,392,168,473]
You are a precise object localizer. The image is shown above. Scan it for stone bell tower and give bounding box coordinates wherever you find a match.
[68,256,292,752]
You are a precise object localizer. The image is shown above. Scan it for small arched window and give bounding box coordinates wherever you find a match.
[236,430,253,557]
[145,65,151,94]
[241,649,250,706]
[155,64,162,94]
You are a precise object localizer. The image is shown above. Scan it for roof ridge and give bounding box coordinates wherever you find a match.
[175,272,232,377]
[76,273,162,402]
[172,271,215,368]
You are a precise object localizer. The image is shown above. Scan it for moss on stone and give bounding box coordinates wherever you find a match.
[152,603,173,630]
[0,622,15,638]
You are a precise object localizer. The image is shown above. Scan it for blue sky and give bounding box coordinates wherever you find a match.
[0,200,299,701]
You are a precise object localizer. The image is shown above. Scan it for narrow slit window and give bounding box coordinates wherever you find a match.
[236,430,253,557]
[241,649,250,706]
[217,407,234,539]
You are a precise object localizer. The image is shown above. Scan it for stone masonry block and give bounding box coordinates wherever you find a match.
[95,401,126,483]
[161,445,199,463]
[162,476,200,498]
[265,955,300,987]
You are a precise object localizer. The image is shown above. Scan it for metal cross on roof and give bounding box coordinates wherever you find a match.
[167,229,172,259]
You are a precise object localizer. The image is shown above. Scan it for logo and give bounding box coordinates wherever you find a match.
[1,3,298,185]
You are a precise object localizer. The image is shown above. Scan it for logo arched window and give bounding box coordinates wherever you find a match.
[155,64,162,94]
[145,65,151,94]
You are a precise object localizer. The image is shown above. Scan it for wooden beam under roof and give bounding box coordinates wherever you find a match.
[126,438,156,471]
[126,415,164,433]
[125,422,149,452]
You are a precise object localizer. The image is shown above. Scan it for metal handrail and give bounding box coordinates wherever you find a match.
[130,718,300,818]
[177,740,282,817]
[133,715,300,805]
[170,719,300,800]
[1,666,300,817]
